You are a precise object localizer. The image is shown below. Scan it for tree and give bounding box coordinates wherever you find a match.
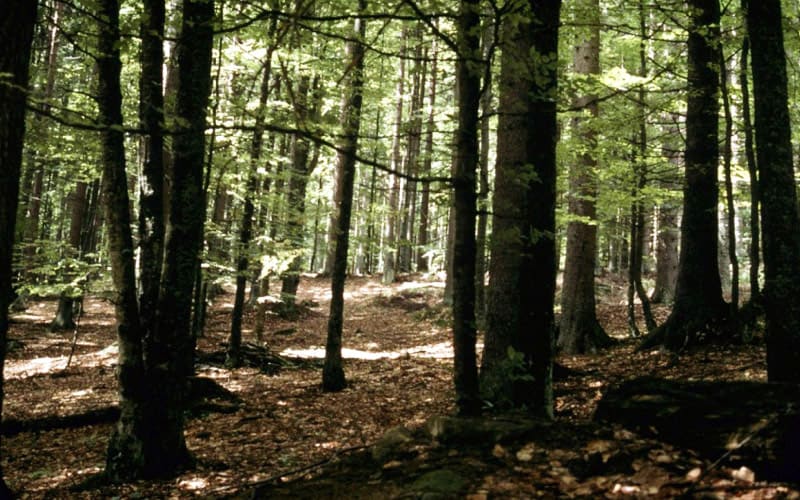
[482,0,561,416]
[640,0,727,351]
[745,0,800,382]
[558,0,611,354]
[450,0,482,416]
[323,0,368,392]
[0,1,37,494]
[104,0,215,480]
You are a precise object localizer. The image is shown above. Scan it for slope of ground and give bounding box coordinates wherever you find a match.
[3,274,796,498]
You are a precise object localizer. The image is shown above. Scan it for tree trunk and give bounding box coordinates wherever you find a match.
[640,0,727,351]
[228,28,277,368]
[0,1,37,493]
[745,0,800,382]
[323,1,367,392]
[138,0,166,351]
[96,0,150,481]
[450,0,482,416]
[51,181,89,331]
[719,48,738,313]
[416,42,438,273]
[280,74,320,306]
[558,0,610,353]
[739,35,760,301]
[474,12,492,329]
[382,27,406,285]
[482,0,561,417]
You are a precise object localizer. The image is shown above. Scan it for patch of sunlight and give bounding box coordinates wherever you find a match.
[5,343,118,379]
[397,280,445,291]
[314,441,340,449]
[281,342,454,360]
[179,476,208,490]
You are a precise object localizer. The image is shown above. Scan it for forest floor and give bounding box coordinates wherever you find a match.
[3,273,798,499]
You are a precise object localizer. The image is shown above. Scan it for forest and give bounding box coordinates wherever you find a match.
[1,0,800,497]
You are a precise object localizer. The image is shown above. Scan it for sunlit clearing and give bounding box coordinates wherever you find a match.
[179,476,208,490]
[281,342,454,360]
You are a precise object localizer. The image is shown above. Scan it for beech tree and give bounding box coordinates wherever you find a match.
[102,0,215,480]
[640,0,728,351]
[482,0,561,416]
[745,0,800,382]
[558,0,610,354]
[323,0,368,392]
[0,1,37,494]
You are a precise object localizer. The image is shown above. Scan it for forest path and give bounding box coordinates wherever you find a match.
[2,274,786,498]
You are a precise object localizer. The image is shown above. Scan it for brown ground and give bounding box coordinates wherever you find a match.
[3,274,796,499]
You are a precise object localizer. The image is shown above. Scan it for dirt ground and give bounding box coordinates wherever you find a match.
[3,274,797,498]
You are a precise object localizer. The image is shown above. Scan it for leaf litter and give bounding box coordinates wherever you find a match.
[3,275,797,498]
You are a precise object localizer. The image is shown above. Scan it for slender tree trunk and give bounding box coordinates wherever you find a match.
[51,181,89,330]
[323,0,367,392]
[719,48,739,314]
[416,43,437,273]
[228,29,277,367]
[0,1,37,493]
[740,35,760,301]
[450,0,482,416]
[138,0,166,351]
[745,0,800,382]
[22,2,63,268]
[558,0,610,353]
[382,28,407,285]
[97,0,149,481]
[475,13,492,329]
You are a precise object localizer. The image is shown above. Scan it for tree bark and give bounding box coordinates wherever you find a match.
[138,0,166,352]
[558,0,610,353]
[739,35,760,301]
[450,0,482,416]
[150,0,215,475]
[0,1,37,493]
[745,0,800,383]
[416,43,438,273]
[323,0,367,392]
[482,0,561,417]
[639,0,727,351]
[96,0,149,481]
[382,28,407,285]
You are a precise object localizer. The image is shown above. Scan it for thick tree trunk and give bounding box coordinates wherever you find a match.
[745,0,800,383]
[558,0,610,353]
[323,2,367,392]
[148,0,215,476]
[482,0,561,417]
[0,2,37,493]
[640,0,727,351]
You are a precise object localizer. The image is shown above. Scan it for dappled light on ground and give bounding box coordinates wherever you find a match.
[2,274,794,498]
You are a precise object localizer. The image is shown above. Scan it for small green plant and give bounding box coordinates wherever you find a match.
[480,346,535,411]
